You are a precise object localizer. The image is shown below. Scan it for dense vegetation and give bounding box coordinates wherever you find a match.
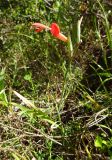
[0,0,112,159]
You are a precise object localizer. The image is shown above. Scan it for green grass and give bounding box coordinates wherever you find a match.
[0,0,112,159]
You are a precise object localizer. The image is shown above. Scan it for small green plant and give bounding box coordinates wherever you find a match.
[95,135,112,159]
[24,72,35,91]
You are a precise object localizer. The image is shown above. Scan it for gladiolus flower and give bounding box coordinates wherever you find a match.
[32,22,68,42]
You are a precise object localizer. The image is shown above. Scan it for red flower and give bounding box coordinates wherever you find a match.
[50,23,67,42]
[32,22,68,42]
[50,23,60,36]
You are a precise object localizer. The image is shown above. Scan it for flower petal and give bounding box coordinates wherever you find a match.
[32,23,50,32]
[50,23,60,36]
[35,28,44,33]
[56,33,68,42]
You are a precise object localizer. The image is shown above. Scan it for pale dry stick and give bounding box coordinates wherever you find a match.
[95,108,110,135]
[0,120,62,145]
[24,122,62,145]
[87,115,108,128]
[86,108,109,128]
[0,135,24,145]
[87,114,108,128]
[0,122,43,138]
[0,127,61,150]
[13,90,37,109]
[95,108,109,121]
